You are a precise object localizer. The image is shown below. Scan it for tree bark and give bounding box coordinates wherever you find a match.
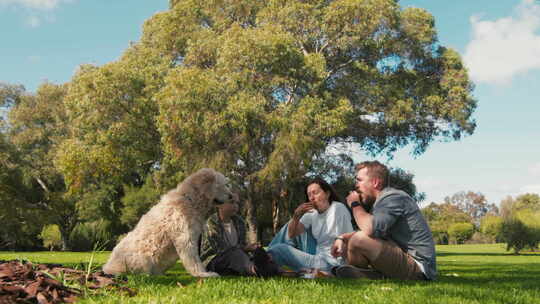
[245,188,259,243]
[272,198,280,235]
[59,226,71,251]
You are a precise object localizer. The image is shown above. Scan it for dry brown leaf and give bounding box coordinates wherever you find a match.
[24,281,40,297]
[36,292,49,304]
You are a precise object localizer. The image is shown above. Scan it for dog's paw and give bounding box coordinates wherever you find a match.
[197,271,220,278]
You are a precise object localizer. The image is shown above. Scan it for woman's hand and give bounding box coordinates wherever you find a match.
[293,202,314,220]
[288,202,312,239]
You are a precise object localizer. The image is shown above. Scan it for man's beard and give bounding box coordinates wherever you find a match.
[360,193,376,206]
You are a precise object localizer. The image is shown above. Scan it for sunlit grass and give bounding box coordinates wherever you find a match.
[2,244,539,304]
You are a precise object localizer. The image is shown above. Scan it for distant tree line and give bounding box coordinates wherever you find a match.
[421,191,540,254]
[1,0,479,252]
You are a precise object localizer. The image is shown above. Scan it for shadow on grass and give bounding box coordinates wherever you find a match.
[440,262,540,286]
[310,262,540,294]
[437,252,540,257]
[96,259,540,300]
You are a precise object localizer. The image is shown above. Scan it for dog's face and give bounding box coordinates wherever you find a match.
[187,168,234,210]
[213,171,234,205]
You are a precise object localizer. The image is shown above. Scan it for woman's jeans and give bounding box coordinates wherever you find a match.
[267,224,332,271]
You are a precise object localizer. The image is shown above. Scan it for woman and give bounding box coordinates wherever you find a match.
[267,178,354,272]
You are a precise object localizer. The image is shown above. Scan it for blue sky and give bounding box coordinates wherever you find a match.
[1,0,539,206]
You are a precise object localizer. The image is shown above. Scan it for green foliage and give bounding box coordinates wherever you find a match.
[480,215,504,242]
[422,201,472,244]
[498,194,540,254]
[57,60,163,192]
[1,82,79,251]
[54,0,477,243]
[422,191,498,244]
[3,0,479,247]
[502,217,539,254]
[121,175,161,229]
[0,83,25,111]
[514,193,540,212]
[388,167,425,203]
[40,224,62,250]
[76,185,120,222]
[0,119,45,250]
[69,220,114,252]
[447,222,474,244]
[429,222,449,245]
[444,191,498,226]
[467,231,495,244]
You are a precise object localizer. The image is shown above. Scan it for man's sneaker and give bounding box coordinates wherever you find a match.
[334,265,385,280]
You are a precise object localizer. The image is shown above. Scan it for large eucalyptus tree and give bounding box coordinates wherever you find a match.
[58,0,476,240]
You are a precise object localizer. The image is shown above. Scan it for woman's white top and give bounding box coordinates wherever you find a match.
[300,202,354,267]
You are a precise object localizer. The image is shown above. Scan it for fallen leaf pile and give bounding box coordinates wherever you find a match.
[0,260,135,304]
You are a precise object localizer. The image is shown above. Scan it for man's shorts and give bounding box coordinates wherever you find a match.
[371,239,426,280]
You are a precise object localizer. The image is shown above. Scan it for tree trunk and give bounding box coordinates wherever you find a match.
[58,219,75,251]
[272,198,281,235]
[245,194,258,244]
[59,228,71,251]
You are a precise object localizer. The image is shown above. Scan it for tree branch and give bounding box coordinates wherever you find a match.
[35,176,50,193]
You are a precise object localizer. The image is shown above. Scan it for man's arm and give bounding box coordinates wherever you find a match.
[330,210,373,258]
[351,206,374,236]
[331,231,356,257]
[346,191,374,236]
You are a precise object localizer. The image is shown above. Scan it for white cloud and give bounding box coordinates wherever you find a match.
[414,177,466,204]
[464,0,540,84]
[1,0,73,28]
[519,184,540,195]
[0,0,71,10]
[529,162,540,176]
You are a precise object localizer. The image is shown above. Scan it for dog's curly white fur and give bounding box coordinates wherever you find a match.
[103,168,232,277]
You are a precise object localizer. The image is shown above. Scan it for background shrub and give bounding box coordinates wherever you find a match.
[480,215,504,242]
[466,232,495,244]
[40,224,62,250]
[502,212,540,254]
[448,222,474,244]
[69,219,113,251]
[120,176,160,229]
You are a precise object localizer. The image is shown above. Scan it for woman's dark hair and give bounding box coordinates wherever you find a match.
[305,177,342,203]
[305,177,357,229]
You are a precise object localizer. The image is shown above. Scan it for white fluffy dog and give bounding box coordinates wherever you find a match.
[103,168,233,277]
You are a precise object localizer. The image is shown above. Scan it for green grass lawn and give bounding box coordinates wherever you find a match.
[2,244,539,304]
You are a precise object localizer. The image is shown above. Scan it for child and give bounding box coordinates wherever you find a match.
[199,194,279,277]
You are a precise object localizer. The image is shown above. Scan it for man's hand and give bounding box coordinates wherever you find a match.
[346,191,361,208]
[331,237,347,258]
[293,202,314,220]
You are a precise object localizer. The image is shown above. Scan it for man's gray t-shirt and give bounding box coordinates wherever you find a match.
[371,187,437,280]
